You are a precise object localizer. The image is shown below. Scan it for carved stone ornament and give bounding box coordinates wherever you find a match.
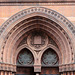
[27,31,48,50]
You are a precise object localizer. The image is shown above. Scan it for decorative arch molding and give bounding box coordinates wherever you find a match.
[3,23,71,64]
[0,7,74,73]
[0,7,75,37]
[0,7,74,61]
[1,16,73,64]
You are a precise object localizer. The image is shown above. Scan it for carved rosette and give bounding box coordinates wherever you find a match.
[27,31,48,51]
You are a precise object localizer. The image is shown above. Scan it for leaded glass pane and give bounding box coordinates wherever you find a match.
[17,48,34,65]
[42,48,59,66]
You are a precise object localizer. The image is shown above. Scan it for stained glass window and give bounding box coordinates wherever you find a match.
[17,48,34,65]
[42,48,59,66]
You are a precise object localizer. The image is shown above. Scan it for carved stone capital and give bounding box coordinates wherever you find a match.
[59,64,75,72]
[34,65,41,72]
[0,63,16,72]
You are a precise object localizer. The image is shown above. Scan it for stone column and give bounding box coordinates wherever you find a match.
[36,73,40,75]
[63,72,66,75]
[71,72,74,75]
[12,72,16,75]
[1,71,4,75]
[5,72,7,75]
[8,72,11,75]
[61,73,63,75]
[67,72,70,75]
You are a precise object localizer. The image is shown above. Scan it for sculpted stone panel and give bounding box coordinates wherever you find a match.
[27,31,48,50]
[18,30,58,50]
[18,37,27,47]
[48,37,58,48]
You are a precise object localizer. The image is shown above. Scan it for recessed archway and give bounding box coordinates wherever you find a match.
[0,7,74,74]
[2,16,73,65]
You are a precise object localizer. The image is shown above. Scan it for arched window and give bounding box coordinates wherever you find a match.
[17,48,34,66]
[42,48,59,66]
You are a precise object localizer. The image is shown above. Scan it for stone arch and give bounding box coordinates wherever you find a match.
[0,15,72,63]
[0,7,75,35]
[0,7,74,72]
[1,15,73,64]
